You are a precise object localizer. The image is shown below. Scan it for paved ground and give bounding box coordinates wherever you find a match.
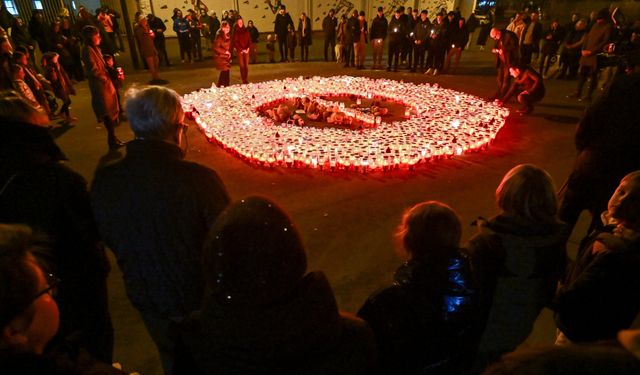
[53,40,592,373]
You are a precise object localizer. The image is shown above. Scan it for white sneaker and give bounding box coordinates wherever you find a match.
[425,68,433,75]
[432,69,438,76]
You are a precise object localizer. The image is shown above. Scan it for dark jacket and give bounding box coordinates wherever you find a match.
[387,16,405,42]
[345,15,358,44]
[322,15,337,39]
[353,19,367,44]
[274,12,294,36]
[44,63,76,101]
[148,15,166,43]
[248,25,259,43]
[502,66,545,103]
[496,29,519,68]
[467,214,566,360]
[134,23,157,58]
[358,252,477,374]
[213,30,231,71]
[298,16,312,45]
[554,224,640,342]
[174,272,376,374]
[580,20,613,68]
[413,18,431,44]
[370,14,388,40]
[541,25,565,55]
[91,140,230,319]
[0,121,113,362]
[449,23,470,49]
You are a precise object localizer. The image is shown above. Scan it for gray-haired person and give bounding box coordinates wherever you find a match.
[91,85,230,374]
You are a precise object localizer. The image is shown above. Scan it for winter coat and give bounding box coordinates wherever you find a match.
[353,19,367,44]
[358,252,477,374]
[173,272,376,374]
[44,63,76,101]
[496,29,519,68]
[91,140,230,319]
[213,30,231,71]
[466,214,567,361]
[554,220,640,342]
[413,19,431,45]
[173,17,190,35]
[148,15,166,43]
[232,26,251,52]
[580,20,613,68]
[134,23,157,58]
[274,12,294,37]
[322,15,337,39]
[248,26,259,43]
[298,17,312,45]
[345,16,358,44]
[387,16,405,42]
[81,44,119,121]
[540,25,565,56]
[0,121,113,362]
[450,24,470,49]
[370,14,388,40]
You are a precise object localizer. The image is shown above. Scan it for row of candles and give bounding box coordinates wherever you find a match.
[182,76,509,172]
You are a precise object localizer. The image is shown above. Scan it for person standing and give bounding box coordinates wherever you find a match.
[247,20,259,64]
[425,12,446,75]
[322,9,337,61]
[520,11,542,66]
[353,11,368,69]
[91,85,230,374]
[370,7,387,70]
[148,13,170,67]
[387,9,405,72]
[444,17,470,74]
[97,8,115,51]
[213,21,231,87]
[298,12,312,62]
[336,15,347,63]
[412,10,430,73]
[80,26,122,149]
[173,9,192,64]
[557,19,587,80]
[538,19,565,77]
[134,14,165,84]
[568,8,613,102]
[187,10,203,61]
[477,8,494,50]
[232,17,251,84]
[506,12,526,43]
[344,10,358,67]
[209,12,220,45]
[274,5,294,62]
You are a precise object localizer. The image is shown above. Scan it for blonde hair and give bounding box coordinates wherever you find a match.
[396,201,461,259]
[496,164,558,222]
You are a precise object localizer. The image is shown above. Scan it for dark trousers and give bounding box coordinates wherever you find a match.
[521,44,534,65]
[59,97,71,117]
[576,65,599,100]
[191,31,202,60]
[177,32,192,62]
[277,33,287,60]
[103,116,119,146]
[141,313,174,375]
[237,51,249,83]
[387,40,402,69]
[497,64,512,98]
[300,40,310,61]
[343,41,354,66]
[413,43,427,71]
[559,52,580,79]
[154,36,170,66]
[539,50,556,76]
[427,43,445,70]
[324,37,336,61]
[518,88,545,113]
[217,70,230,87]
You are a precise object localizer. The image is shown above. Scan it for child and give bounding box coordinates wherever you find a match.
[286,25,297,62]
[12,51,51,116]
[266,34,276,63]
[10,64,41,110]
[42,52,76,125]
[103,54,125,120]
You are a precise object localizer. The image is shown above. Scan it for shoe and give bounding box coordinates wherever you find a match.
[425,68,433,75]
[433,69,438,76]
[108,139,125,150]
[479,46,485,51]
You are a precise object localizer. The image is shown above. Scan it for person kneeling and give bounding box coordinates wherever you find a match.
[498,64,545,115]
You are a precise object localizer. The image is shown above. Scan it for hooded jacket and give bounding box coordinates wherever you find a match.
[467,214,567,358]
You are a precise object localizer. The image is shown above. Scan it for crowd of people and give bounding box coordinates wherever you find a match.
[2,66,640,373]
[2,3,640,375]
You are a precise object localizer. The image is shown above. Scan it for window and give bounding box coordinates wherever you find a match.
[3,0,18,15]
[33,0,43,10]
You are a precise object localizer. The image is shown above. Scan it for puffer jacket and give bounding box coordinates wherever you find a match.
[358,250,477,374]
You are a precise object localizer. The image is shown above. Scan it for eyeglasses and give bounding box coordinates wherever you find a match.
[31,273,61,302]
